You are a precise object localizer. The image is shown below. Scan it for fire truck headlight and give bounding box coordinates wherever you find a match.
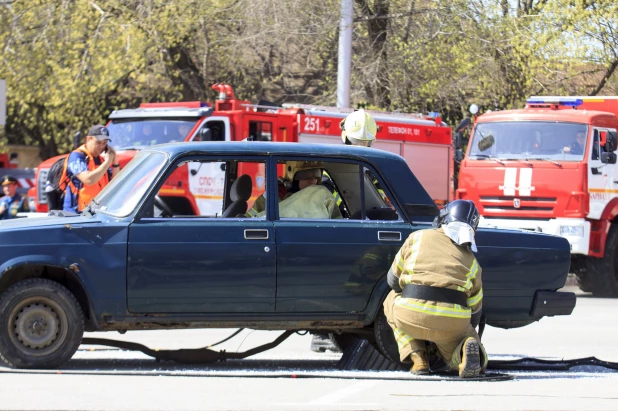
[560,226,584,237]
[28,196,36,212]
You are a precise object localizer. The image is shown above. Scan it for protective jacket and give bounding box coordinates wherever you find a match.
[390,228,482,324]
[383,227,484,367]
[276,185,341,219]
[65,145,110,212]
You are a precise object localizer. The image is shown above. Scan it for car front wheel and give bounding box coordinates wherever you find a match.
[0,278,84,368]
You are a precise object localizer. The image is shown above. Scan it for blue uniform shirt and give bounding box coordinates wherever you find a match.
[0,193,26,219]
[63,150,112,213]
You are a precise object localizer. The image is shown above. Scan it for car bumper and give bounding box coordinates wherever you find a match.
[530,291,576,318]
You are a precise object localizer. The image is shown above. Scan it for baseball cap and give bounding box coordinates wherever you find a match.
[1,175,18,186]
[88,125,111,142]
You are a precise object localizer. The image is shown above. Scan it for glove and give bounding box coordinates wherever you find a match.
[387,268,402,292]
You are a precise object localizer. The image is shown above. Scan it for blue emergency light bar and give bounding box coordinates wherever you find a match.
[526,97,583,107]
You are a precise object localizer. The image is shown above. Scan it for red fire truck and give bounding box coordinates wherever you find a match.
[456,96,618,296]
[29,84,453,216]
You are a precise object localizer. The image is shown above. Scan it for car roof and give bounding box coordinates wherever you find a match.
[144,141,405,164]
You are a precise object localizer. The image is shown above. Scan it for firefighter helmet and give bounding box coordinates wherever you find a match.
[284,161,323,182]
[340,109,377,147]
[433,200,480,231]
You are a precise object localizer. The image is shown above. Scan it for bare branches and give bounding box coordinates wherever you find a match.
[591,59,618,96]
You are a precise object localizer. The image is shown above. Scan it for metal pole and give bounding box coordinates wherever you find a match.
[337,0,353,108]
[0,80,6,126]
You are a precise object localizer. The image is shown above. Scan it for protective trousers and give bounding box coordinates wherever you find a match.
[383,291,487,371]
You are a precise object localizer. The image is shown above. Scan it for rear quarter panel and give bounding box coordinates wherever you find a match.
[475,228,571,323]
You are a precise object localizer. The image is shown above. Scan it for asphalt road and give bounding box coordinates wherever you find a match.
[0,286,617,411]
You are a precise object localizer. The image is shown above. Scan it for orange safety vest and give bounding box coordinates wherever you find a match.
[64,145,110,211]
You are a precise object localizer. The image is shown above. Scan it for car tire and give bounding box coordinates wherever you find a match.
[332,332,360,352]
[0,278,84,369]
[372,309,405,365]
[588,225,618,297]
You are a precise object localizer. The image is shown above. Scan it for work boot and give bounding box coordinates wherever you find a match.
[459,337,482,378]
[410,351,430,375]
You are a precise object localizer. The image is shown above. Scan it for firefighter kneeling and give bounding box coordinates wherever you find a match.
[383,200,487,378]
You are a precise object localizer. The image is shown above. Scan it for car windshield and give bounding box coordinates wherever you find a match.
[468,122,589,161]
[106,119,197,149]
[91,151,167,217]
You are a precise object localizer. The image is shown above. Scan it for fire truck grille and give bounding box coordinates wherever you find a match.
[480,196,556,213]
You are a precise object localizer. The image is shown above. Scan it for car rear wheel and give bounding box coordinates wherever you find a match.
[0,278,84,368]
[372,309,406,365]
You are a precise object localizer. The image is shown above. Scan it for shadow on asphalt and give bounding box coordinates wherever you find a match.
[60,357,340,372]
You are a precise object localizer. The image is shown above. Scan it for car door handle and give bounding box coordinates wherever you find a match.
[378,231,402,241]
[244,229,269,240]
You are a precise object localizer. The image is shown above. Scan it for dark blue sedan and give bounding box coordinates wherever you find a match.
[0,142,574,368]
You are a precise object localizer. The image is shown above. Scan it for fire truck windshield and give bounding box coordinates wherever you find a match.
[91,151,167,217]
[468,122,589,161]
[106,119,197,150]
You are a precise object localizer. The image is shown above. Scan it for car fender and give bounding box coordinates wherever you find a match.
[362,276,391,326]
[0,254,63,277]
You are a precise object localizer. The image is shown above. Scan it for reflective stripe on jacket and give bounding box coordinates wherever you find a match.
[390,228,483,319]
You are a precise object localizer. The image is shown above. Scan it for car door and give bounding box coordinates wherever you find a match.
[126,156,276,313]
[273,157,415,313]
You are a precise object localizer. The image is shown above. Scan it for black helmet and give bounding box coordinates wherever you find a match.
[432,200,480,231]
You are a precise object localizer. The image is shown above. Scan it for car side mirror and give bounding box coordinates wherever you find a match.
[601,152,617,164]
[603,131,617,153]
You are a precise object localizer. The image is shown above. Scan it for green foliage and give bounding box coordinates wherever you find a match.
[1,0,617,159]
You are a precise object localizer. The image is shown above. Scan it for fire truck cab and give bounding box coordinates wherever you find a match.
[30,84,453,216]
[457,96,618,296]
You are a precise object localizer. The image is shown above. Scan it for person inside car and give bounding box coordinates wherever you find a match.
[274,162,342,220]
[246,161,330,218]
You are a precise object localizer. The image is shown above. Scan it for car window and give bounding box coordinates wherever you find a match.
[149,158,267,218]
[107,119,198,149]
[272,159,402,221]
[94,151,167,217]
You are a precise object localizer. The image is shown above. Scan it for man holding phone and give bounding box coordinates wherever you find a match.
[63,125,118,213]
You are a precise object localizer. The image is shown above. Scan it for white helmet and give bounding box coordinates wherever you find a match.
[340,109,377,147]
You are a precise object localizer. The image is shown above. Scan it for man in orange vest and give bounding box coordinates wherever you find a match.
[63,125,118,213]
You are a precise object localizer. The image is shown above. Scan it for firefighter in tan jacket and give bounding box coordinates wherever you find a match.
[383,199,487,378]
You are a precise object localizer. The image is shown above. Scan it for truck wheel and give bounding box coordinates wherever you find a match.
[589,225,618,297]
[373,309,405,365]
[0,278,84,368]
[575,268,595,293]
[571,256,595,292]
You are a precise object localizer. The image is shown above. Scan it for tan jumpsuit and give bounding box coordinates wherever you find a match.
[383,228,487,370]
